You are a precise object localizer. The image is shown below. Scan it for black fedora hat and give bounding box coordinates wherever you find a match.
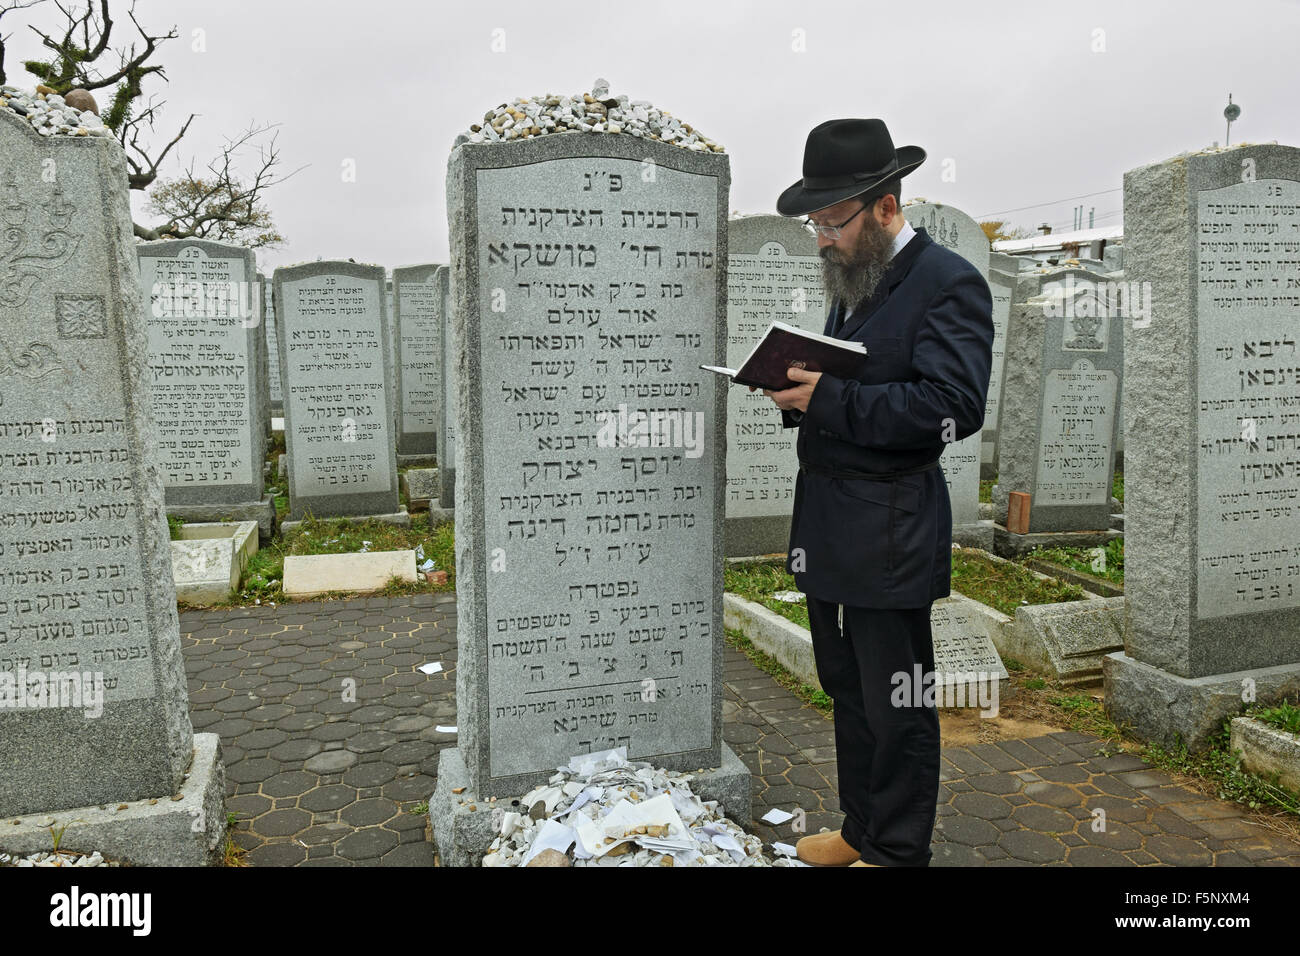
[777,118,925,217]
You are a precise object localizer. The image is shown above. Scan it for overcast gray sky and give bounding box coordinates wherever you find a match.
[9,0,1298,272]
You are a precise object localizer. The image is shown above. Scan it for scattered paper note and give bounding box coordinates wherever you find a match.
[435,725,457,733]
[761,808,795,825]
[417,661,443,675]
[772,842,798,857]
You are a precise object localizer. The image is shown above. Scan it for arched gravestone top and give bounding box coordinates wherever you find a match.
[136,238,266,507]
[272,259,399,521]
[447,131,730,797]
[0,109,194,816]
[903,201,991,277]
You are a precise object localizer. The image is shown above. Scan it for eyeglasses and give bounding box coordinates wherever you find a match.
[802,200,871,239]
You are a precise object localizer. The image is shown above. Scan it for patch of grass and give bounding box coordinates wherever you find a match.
[724,552,1085,624]
[167,514,184,540]
[1112,471,1124,507]
[1145,719,1300,817]
[407,801,430,815]
[951,550,1084,616]
[722,561,808,630]
[223,811,249,867]
[1252,697,1300,737]
[979,478,995,504]
[1027,537,1125,585]
[724,626,831,718]
[179,513,456,610]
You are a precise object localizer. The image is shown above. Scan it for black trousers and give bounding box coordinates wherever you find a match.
[807,596,940,866]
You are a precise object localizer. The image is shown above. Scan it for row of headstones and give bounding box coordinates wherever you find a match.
[5,94,1293,847]
[434,133,1300,812]
[138,207,1123,555]
[725,201,1129,558]
[136,247,460,534]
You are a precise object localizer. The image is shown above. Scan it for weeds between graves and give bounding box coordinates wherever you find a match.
[1025,538,1126,587]
[175,514,456,611]
[223,811,249,867]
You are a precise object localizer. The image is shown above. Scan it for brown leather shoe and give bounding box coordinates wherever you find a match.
[795,830,860,867]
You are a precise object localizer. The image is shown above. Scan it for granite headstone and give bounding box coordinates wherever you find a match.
[903,201,991,544]
[137,240,266,512]
[0,109,221,833]
[724,214,824,556]
[438,265,457,510]
[1106,144,1300,749]
[394,263,445,458]
[273,261,400,521]
[993,267,1124,537]
[446,132,732,798]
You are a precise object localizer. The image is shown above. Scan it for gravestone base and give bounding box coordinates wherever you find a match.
[280,507,412,536]
[429,743,752,868]
[1104,653,1300,753]
[397,453,438,469]
[997,597,1125,687]
[992,525,1121,559]
[953,520,994,551]
[424,503,455,525]
[0,733,226,867]
[400,468,440,512]
[980,462,997,482]
[168,496,277,544]
[724,517,792,563]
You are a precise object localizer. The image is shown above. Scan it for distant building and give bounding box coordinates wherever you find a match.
[993,223,1123,267]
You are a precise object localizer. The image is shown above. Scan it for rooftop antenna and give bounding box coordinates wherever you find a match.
[1224,93,1241,146]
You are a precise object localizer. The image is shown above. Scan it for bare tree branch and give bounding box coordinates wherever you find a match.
[0,0,46,86]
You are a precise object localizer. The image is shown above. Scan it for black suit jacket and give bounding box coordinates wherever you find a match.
[780,227,993,607]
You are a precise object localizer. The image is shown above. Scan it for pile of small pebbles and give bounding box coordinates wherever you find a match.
[456,77,723,152]
[477,750,802,867]
[0,83,113,138]
[0,850,118,867]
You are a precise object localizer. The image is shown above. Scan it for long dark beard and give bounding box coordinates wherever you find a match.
[820,214,894,311]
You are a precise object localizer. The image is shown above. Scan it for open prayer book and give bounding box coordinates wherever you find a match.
[700,320,868,391]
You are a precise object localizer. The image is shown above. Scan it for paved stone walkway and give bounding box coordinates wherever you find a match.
[180,595,1300,866]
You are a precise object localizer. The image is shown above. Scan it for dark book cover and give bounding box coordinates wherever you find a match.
[701,321,868,391]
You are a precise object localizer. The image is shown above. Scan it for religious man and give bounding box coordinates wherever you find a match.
[758,118,994,866]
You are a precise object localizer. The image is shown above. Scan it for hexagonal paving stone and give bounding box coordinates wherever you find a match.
[349,730,399,753]
[268,738,325,763]
[336,827,399,861]
[305,750,359,773]
[262,770,319,798]
[936,815,1001,847]
[226,793,273,819]
[240,728,290,751]
[341,798,399,827]
[343,761,400,789]
[1022,782,1083,808]
[999,829,1067,863]
[964,773,1024,796]
[253,808,312,838]
[1066,846,1136,866]
[311,721,362,742]
[1011,804,1076,833]
[950,791,1014,820]
[299,784,358,813]
[226,757,280,785]
[245,842,307,867]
